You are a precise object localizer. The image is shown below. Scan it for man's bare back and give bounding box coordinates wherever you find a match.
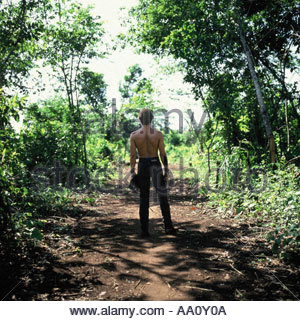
[129,108,168,175]
[130,127,165,158]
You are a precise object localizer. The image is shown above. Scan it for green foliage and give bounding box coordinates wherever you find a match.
[119,64,144,99]
[87,136,115,175]
[0,0,110,247]
[207,163,300,260]
[0,93,26,232]
[119,64,155,106]
[165,130,189,147]
[128,0,300,164]
[1,0,299,268]
[42,0,106,167]
[165,116,300,261]
[12,186,73,243]
[0,0,48,90]
[0,92,73,244]
[78,68,107,110]
[20,97,76,168]
[43,0,105,72]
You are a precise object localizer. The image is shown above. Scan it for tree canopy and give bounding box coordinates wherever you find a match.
[127,0,300,163]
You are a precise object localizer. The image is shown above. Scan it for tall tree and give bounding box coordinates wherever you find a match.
[0,0,50,232]
[119,64,149,101]
[0,0,48,90]
[78,68,107,112]
[43,0,105,167]
[237,13,276,163]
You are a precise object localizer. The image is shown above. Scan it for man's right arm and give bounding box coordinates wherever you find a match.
[158,132,168,175]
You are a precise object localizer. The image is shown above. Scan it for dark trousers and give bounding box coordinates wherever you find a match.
[137,157,173,233]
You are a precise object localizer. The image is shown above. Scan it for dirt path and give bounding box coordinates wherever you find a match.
[1,170,300,300]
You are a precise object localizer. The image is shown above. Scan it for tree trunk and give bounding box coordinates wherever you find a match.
[207,148,211,174]
[285,99,290,150]
[82,131,88,171]
[237,19,276,163]
[257,55,300,130]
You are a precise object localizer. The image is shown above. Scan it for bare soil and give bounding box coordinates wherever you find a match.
[1,166,300,301]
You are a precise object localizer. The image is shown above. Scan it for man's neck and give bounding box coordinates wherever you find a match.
[141,124,154,133]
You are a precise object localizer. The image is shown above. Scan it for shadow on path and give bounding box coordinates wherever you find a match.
[2,195,299,301]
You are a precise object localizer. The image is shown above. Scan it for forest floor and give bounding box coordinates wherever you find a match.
[1,165,300,301]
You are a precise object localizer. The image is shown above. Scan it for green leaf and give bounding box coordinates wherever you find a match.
[31,228,43,241]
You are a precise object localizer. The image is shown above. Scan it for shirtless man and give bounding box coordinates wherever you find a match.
[129,108,176,237]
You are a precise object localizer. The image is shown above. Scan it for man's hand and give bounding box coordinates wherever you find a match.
[129,172,140,190]
[130,167,136,177]
[164,167,169,178]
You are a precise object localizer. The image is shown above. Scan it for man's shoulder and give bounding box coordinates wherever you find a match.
[130,130,142,141]
[155,129,163,138]
[130,130,139,137]
[130,128,162,137]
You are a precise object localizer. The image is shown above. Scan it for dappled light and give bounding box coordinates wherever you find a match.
[0,0,299,303]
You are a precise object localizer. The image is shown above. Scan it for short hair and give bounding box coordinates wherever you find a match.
[139,108,153,125]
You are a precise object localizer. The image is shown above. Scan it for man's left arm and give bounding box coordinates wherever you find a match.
[129,134,136,175]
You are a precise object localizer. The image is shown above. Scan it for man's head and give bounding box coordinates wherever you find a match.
[139,108,153,125]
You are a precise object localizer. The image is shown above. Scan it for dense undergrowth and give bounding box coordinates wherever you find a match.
[207,164,300,262]
[167,141,300,264]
